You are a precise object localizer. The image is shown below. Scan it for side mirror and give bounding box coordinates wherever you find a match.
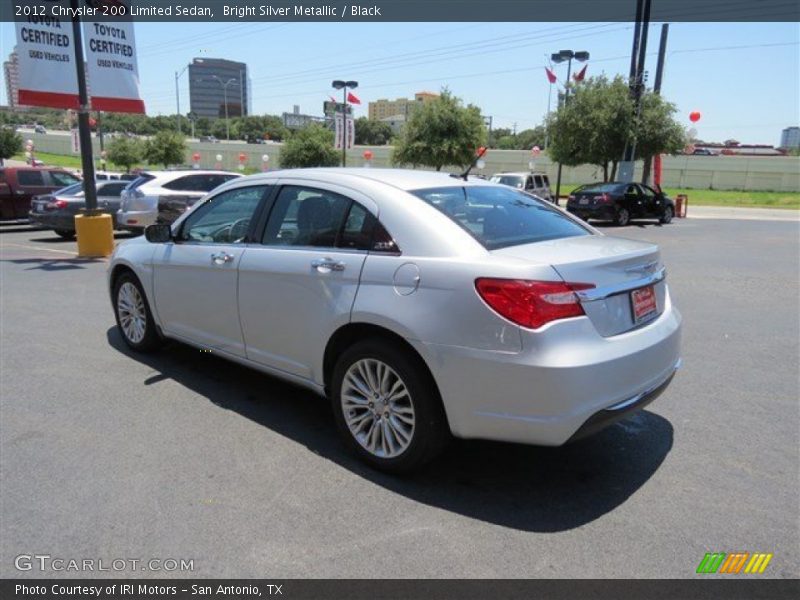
[144,223,172,243]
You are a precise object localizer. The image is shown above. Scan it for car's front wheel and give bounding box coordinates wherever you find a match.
[660,205,674,224]
[331,339,448,473]
[54,229,75,239]
[113,272,163,352]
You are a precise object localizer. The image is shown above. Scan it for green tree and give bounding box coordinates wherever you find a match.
[143,131,187,169]
[487,127,512,148]
[392,89,486,171]
[515,126,546,150]
[106,136,143,172]
[354,117,393,145]
[0,127,23,165]
[546,75,684,181]
[279,124,340,169]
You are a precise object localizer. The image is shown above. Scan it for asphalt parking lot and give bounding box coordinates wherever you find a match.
[1,214,798,579]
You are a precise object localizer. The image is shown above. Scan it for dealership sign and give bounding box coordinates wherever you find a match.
[15,1,144,113]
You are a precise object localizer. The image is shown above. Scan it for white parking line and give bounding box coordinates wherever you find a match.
[0,242,80,256]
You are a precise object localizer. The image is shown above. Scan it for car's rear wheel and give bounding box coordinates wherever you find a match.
[614,207,630,226]
[113,272,163,352]
[54,229,75,239]
[331,339,448,473]
[660,206,674,224]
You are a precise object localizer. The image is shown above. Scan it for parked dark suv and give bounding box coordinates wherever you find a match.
[0,167,81,221]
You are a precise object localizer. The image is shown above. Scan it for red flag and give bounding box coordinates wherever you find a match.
[545,67,557,84]
[347,91,361,105]
[328,95,337,103]
[573,65,588,82]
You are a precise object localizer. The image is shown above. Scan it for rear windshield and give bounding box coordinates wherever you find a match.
[489,175,525,188]
[56,183,84,196]
[575,182,624,194]
[410,185,590,250]
[124,173,155,191]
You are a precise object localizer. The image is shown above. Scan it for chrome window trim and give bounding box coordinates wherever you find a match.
[574,267,666,302]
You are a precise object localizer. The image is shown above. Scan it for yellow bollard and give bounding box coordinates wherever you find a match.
[75,213,115,258]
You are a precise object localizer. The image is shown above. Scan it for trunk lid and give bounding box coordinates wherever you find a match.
[492,235,666,336]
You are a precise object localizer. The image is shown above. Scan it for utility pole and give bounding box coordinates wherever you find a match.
[70,0,97,212]
[642,23,670,185]
[619,0,651,183]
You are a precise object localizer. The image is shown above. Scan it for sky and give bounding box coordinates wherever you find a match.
[1,20,798,145]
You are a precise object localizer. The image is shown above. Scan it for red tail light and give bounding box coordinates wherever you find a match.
[568,194,576,201]
[592,193,611,203]
[475,278,595,329]
[46,199,68,210]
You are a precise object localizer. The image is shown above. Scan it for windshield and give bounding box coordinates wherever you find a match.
[410,185,590,250]
[489,175,525,188]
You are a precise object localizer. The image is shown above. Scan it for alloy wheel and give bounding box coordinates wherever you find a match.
[117,282,147,344]
[340,358,415,458]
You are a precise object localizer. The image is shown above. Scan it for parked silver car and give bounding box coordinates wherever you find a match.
[108,169,681,472]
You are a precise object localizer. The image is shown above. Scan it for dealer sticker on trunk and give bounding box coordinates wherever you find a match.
[631,285,658,324]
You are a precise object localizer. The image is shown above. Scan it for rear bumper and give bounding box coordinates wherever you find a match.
[28,211,74,231]
[413,290,682,446]
[117,209,155,230]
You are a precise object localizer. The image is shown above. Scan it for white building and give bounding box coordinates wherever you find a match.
[779,126,800,149]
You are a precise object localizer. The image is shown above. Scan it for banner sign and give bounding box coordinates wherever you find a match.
[15,4,79,109]
[334,113,354,150]
[83,19,145,113]
[70,128,79,153]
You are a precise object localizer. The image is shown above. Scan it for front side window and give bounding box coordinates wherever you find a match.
[262,186,350,248]
[178,186,269,244]
[411,185,590,250]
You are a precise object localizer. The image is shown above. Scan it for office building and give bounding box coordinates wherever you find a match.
[188,58,249,118]
[368,91,438,120]
[780,126,800,149]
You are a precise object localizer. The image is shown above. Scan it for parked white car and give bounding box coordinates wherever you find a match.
[108,169,681,472]
[116,170,241,231]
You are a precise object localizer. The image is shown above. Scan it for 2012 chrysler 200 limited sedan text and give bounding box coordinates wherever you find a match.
[108,169,682,472]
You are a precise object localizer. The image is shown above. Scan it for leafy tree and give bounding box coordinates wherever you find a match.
[106,136,143,172]
[279,124,340,169]
[0,127,23,165]
[392,89,486,171]
[487,127,512,148]
[546,75,683,181]
[515,126,546,150]
[143,131,186,169]
[355,118,393,145]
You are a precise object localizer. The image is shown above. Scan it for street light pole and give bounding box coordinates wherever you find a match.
[175,64,189,133]
[551,49,589,204]
[201,76,238,141]
[332,80,358,167]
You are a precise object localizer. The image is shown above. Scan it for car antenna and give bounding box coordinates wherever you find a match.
[452,146,487,181]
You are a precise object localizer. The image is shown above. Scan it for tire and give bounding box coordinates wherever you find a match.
[112,272,163,352]
[614,207,630,227]
[331,339,449,473]
[660,205,674,224]
[54,229,75,239]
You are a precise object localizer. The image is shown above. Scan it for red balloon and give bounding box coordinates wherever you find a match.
[363,150,373,160]
[689,111,701,123]
[476,146,486,157]
[88,118,97,127]
[238,153,247,162]
[192,152,201,161]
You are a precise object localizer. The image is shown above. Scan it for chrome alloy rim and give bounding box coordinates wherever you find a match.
[117,282,147,344]
[341,358,415,458]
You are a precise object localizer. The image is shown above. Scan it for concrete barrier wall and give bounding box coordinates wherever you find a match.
[24,132,800,192]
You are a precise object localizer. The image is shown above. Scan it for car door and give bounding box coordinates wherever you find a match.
[151,184,271,357]
[638,184,661,217]
[13,170,50,218]
[622,183,643,216]
[237,181,376,381]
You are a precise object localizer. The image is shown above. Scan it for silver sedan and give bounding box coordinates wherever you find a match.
[108,169,682,472]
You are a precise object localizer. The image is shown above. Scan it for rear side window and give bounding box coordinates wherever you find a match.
[99,183,127,197]
[17,171,44,186]
[262,185,350,248]
[411,185,589,250]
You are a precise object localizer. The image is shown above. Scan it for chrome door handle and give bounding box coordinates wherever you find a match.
[211,251,235,265]
[311,257,346,272]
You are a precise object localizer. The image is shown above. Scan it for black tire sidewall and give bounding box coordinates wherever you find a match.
[54,229,75,239]
[616,208,630,226]
[113,273,162,352]
[661,206,674,224]
[330,339,447,473]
